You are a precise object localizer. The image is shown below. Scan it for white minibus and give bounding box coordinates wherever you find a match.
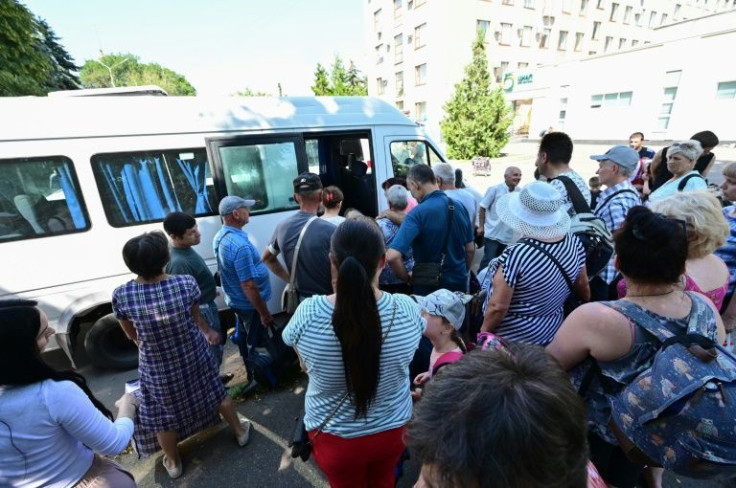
[0,95,446,369]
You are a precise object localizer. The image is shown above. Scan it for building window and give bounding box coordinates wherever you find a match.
[660,12,668,24]
[415,102,427,122]
[518,61,529,69]
[590,91,633,108]
[477,19,491,40]
[377,78,386,95]
[632,39,639,46]
[500,23,513,45]
[574,32,584,51]
[407,0,413,9]
[415,63,427,85]
[414,0,426,7]
[393,0,402,20]
[524,0,535,8]
[624,5,632,22]
[635,12,642,25]
[396,100,404,111]
[375,44,384,63]
[539,27,551,48]
[394,34,403,64]
[649,11,657,27]
[618,38,626,49]
[580,0,589,14]
[395,71,404,96]
[604,36,613,52]
[674,3,682,17]
[610,2,619,21]
[558,97,568,129]
[716,80,736,99]
[558,30,569,50]
[592,21,601,40]
[493,62,510,83]
[597,0,605,8]
[373,9,382,32]
[414,23,427,49]
[657,87,678,129]
[521,25,533,46]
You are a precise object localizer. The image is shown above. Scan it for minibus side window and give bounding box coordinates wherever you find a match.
[389,140,444,177]
[218,141,300,214]
[0,156,89,242]
[91,148,216,227]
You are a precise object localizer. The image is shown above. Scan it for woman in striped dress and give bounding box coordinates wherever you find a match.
[282,218,424,488]
[480,181,589,345]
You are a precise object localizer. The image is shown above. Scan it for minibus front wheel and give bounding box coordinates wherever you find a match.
[84,314,139,370]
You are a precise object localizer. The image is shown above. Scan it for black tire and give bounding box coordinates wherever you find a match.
[84,314,139,370]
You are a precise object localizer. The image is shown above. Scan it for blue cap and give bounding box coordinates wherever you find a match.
[218,196,256,215]
[590,145,640,172]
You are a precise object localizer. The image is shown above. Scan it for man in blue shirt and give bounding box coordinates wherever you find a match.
[386,163,475,296]
[214,196,273,391]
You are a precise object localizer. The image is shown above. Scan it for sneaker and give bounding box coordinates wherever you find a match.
[236,419,252,447]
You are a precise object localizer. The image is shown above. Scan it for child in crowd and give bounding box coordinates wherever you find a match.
[412,289,468,399]
[589,176,601,209]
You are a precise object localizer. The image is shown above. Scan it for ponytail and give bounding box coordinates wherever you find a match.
[449,328,468,354]
[330,218,386,419]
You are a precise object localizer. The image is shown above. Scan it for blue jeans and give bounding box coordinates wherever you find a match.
[232,308,267,381]
[200,301,223,367]
[478,238,507,272]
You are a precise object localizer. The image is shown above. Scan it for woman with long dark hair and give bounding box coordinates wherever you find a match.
[282,217,424,487]
[0,299,137,487]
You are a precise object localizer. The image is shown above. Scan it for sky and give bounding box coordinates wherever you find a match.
[22,0,369,96]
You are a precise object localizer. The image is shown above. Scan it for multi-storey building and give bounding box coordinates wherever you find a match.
[365,0,736,143]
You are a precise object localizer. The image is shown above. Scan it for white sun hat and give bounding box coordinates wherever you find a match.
[495,181,570,241]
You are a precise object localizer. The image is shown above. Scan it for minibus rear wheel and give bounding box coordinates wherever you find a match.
[84,314,139,370]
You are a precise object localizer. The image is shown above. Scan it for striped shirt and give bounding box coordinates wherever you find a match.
[594,180,641,284]
[282,293,424,438]
[484,235,586,345]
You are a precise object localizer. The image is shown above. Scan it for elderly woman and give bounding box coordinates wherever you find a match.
[480,181,589,345]
[377,184,414,294]
[547,206,726,487]
[619,192,730,309]
[0,299,138,487]
[647,140,708,203]
[112,231,249,479]
[717,163,736,337]
[283,218,423,488]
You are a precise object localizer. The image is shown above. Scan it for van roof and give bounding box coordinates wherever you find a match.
[0,96,417,142]
[47,85,169,97]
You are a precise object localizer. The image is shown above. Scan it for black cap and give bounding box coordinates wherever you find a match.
[293,172,322,193]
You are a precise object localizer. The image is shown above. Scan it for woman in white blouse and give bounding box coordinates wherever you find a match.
[0,299,137,488]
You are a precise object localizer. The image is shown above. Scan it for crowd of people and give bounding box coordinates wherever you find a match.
[2,128,735,488]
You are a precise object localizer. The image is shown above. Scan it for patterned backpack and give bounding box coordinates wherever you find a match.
[604,295,736,480]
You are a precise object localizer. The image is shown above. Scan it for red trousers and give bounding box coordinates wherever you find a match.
[309,425,405,488]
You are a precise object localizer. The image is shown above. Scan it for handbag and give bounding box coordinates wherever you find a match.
[281,216,318,314]
[288,300,398,461]
[520,239,586,316]
[412,198,454,287]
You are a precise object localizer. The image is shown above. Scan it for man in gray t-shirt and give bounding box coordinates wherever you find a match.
[262,173,336,299]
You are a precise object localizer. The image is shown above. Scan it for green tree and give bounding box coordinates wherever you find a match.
[440,29,513,159]
[79,52,196,95]
[310,55,367,96]
[311,63,331,95]
[0,0,53,95]
[37,18,80,91]
[232,87,270,96]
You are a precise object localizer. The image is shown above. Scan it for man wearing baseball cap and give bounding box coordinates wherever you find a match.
[261,172,336,303]
[589,146,641,301]
[213,196,273,392]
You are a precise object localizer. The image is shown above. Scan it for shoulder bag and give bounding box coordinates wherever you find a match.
[281,216,318,314]
[412,196,454,287]
[289,299,398,461]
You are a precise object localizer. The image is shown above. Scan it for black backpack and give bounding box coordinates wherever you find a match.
[553,176,613,279]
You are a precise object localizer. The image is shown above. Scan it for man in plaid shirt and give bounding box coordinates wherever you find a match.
[589,146,642,301]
